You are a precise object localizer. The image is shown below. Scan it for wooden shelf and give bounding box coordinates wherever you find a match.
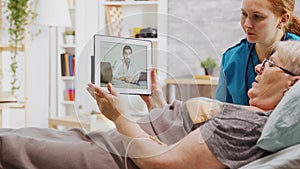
[165,78,218,103]
[49,114,115,131]
[0,102,25,109]
[0,44,24,51]
[165,78,219,85]
[103,1,158,6]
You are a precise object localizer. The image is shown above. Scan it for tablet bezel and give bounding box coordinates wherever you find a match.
[93,34,152,95]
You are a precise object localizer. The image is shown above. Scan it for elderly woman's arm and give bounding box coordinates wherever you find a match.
[115,116,225,169]
[87,83,225,169]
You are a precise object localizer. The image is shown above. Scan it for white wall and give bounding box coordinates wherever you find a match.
[167,0,244,77]
[27,25,50,127]
[167,0,300,78]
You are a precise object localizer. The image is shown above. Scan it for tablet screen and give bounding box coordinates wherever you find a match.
[93,35,152,95]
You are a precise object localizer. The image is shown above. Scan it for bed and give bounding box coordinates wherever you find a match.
[241,143,300,168]
[0,99,189,169]
[1,81,300,168]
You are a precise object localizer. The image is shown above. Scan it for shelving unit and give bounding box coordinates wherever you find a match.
[56,0,77,117]
[100,0,158,37]
[50,0,167,131]
[99,0,168,84]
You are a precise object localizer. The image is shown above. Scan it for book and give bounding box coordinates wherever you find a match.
[60,53,76,77]
[69,54,73,76]
[72,55,76,76]
[193,75,219,80]
[60,53,66,76]
[64,53,70,76]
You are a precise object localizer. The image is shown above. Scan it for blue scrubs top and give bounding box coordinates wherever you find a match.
[215,32,300,105]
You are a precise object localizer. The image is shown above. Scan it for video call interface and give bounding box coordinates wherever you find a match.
[98,41,148,89]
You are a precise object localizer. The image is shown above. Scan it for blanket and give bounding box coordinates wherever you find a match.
[0,100,192,169]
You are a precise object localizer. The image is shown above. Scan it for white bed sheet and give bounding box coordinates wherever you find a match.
[241,143,300,169]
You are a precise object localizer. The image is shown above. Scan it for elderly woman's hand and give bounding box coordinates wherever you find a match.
[87,83,127,122]
[140,68,167,111]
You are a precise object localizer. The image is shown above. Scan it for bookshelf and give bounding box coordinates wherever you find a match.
[99,0,168,85]
[50,0,168,130]
[56,0,77,117]
[98,0,168,112]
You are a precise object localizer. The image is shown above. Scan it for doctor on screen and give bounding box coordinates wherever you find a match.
[113,45,139,84]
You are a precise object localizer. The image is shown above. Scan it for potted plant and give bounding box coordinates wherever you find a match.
[200,57,217,75]
[64,30,75,45]
[3,0,37,96]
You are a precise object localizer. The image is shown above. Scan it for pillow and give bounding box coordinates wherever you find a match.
[257,80,300,152]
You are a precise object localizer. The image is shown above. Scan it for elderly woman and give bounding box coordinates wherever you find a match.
[88,40,300,169]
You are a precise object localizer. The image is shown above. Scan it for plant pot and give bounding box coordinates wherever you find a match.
[65,35,74,45]
[204,68,214,75]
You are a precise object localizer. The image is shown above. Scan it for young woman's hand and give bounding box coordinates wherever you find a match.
[140,68,167,111]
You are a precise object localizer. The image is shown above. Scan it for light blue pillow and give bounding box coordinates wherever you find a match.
[257,80,300,152]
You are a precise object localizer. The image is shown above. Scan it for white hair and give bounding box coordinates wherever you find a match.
[276,40,300,76]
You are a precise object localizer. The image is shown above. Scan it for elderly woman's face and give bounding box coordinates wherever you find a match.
[248,52,292,110]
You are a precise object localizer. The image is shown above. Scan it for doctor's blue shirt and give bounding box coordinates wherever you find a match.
[215,32,300,105]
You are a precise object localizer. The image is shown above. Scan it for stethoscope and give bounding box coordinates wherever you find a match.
[244,32,287,103]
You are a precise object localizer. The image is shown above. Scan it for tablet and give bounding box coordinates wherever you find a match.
[93,35,152,95]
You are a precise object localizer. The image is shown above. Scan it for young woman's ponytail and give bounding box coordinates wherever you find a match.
[286,15,300,36]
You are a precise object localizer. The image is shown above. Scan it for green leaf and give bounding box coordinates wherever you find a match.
[3,0,36,94]
[200,57,217,69]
